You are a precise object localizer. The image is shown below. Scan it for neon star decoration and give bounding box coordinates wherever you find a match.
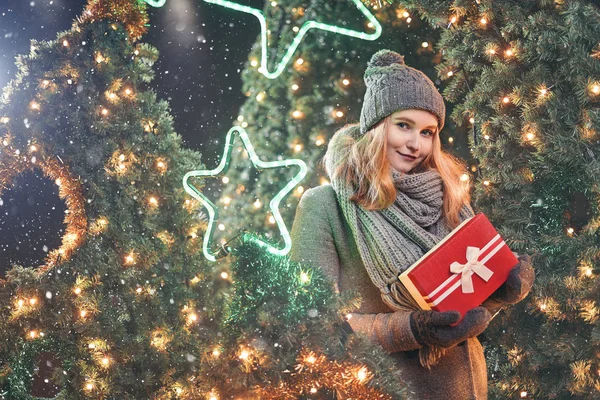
[183,126,307,262]
[203,0,382,79]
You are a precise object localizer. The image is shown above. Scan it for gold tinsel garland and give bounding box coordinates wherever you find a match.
[78,0,149,41]
[250,349,392,400]
[0,137,88,280]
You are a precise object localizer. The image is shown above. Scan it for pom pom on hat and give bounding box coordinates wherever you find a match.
[367,49,405,68]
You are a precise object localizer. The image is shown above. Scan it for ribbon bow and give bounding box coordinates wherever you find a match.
[450,246,494,293]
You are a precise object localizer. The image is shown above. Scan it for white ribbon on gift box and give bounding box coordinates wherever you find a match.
[424,234,506,307]
[449,246,494,293]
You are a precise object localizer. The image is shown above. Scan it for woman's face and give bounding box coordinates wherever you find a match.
[385,109,437,173]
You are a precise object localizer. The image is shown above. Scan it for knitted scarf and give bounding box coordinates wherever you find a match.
[325,124,474,367]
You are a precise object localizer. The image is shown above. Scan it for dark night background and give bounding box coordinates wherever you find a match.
[0,0,262,273]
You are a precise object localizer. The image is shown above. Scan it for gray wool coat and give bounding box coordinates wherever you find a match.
[290,184,488,400]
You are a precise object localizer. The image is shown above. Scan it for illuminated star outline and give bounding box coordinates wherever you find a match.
[203,0,382,79]
[183,126,307,262]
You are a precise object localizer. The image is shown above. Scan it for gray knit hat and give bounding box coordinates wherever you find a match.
[359,49,446,134]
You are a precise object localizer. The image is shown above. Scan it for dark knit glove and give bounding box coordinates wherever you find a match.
[409,307,491,349]
[490,254,535,305]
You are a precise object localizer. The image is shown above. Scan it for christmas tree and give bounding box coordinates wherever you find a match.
[213,0,462,246]
[0,1,409,398]
[389,0,600,398]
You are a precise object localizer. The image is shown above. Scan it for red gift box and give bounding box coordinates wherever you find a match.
[398,213,518,318]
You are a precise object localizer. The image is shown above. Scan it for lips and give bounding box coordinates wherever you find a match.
[398,152,417,160]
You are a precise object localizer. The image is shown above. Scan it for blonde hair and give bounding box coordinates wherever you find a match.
[324,116,471,229]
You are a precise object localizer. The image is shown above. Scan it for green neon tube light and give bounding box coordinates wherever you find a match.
[203,0,382,79]
[183,126,308,261]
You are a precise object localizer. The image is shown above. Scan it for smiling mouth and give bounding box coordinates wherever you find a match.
[398,152,417,160]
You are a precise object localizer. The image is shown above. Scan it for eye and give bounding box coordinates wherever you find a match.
[422,130,434,136]
[396,122,409,129]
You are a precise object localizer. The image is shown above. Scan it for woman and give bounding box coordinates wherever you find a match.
[290,50,534,399]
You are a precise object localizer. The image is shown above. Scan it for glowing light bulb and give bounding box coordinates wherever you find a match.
[402,11,410,18]
[268,215,276,224]
[253,199,261,208]
[74,287,82,295]
[448,137,454,143]
[30,101,40,110]
[188,313,198,322]
[300,272,310,283]
[520,391,527,398]
[315,136,325,146]
[460,174,470,182]
[585,268,593,277]
[256,92,265,102]
[310,388,318,394]
[296,58,304,65]
[124,88,132,95]
[292,110,304,119]
[342,78,350,86]
[291,83,299,91]
[85,383,94,391]
[526,132,536,141]
[136,287,143,294]
[42,80,50,87]
[18,299,24,307]
[447,71,454,77]
[30,330,37,339]
[62,39,69,47]
[480,17,487,25]
[250,58,258,67]
[296,186,304,194]
[220,272,228,279]
[212,349,221,357]
[567,227,575,235]
[0,117,9,123]
[148,197,158,207]
[222,196,231,205]
[469,117,475,124]
[539,88,548,96]
[222,176,230,184]
[592,84,600,94]
[88,343,96,349]
[29,298,37,305]
[125,253,135,265]
[450,16,457,24]
[239,350,249,360]
[422,42,429,48]
[306,355,316,364]
[102,357,110,366]
[294,143,303,152]
[505,49,513,57]
[502,97,510,104]
[80,310,88,318]
[101,108,109,116]
[96,54,105,63]
[483,180,490,186]
[357,367,368,382]
[30,145,37,152]
[540,303,547,311]
[406,17,412,23]
[335,110,344,118]
[488,49,496,55]
[218,223,225,231]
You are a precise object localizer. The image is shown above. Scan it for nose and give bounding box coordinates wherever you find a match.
[406,130,421,151]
